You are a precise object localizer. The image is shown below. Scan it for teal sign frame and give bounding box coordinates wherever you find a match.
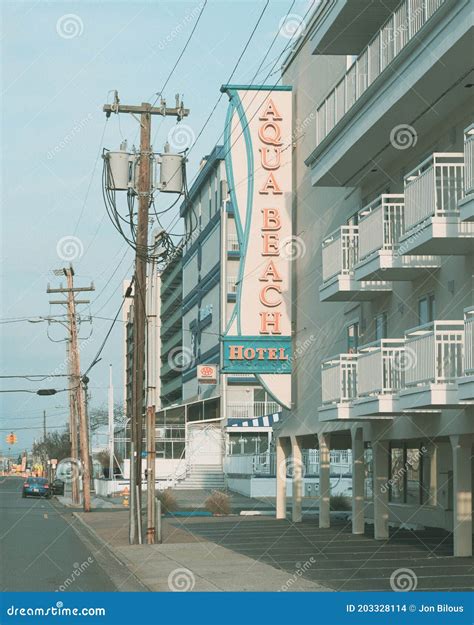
[222,336,292,374]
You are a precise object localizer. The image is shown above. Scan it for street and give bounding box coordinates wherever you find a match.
[0,477,116,592]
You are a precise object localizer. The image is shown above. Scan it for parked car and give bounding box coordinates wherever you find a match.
[22,477,51,498]
[51,479,65,495]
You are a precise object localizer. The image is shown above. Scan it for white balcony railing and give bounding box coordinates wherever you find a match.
[228,233,240,252]
[227,276,238,293]
[316,0,446,145]
[227,401,281,419]
[358,194,405,261]
[404,321,464,387]
[357,339,406,397]
[322,225,359,282]
[225,450,352,477]
[464,307,474,375]
[404,153,465,232]
[321,353,357,404]
[464,124,474,195]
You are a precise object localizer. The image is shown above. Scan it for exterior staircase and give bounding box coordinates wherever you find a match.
[173,464,226,490]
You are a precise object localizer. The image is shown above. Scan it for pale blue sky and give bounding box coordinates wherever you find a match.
[1,0,310,451]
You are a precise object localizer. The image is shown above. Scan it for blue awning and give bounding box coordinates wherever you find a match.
[227,412,281,428]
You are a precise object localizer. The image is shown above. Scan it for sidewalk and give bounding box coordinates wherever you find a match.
[73,509,330,592]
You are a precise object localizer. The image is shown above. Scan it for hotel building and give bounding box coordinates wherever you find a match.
[275,0,474,557]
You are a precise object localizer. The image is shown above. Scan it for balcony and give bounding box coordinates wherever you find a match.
[227,233,240,257]
[305,0,472,187]
[352,339,405,418]
[227,276,238,302]
[320,225,392,301]
[399,321,464,410]
[354,194,441,281]
[310,0,401,55]
[319,353,357,421]
[458,307,474,403]
[399,153,474,255]
[227,401,281,420]
[315,0,447,146]
[459,124,474,222]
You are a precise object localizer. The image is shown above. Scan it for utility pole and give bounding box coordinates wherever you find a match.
[108,364,114,480]
[47,267,95,511]
[66,341,79,504]
[103,95,189,545]
[146,405,156,544]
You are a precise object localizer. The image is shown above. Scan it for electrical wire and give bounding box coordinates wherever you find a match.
[84,278,134,377]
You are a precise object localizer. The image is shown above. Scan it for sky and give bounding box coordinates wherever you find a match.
[0,0,312,453]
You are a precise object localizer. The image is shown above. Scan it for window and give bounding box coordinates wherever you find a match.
[208,180,212,220]
[346,322,359,353]
[389,443,424,505]
[418,294,435,325]
[375,312,387,340]
[228,433,269,455]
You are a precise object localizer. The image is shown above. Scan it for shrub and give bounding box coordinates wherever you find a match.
[330,495,351,511]
[155,488,179,514]
[205,490,230,515]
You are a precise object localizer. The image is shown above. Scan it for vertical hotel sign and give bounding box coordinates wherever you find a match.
[221,85,292,409]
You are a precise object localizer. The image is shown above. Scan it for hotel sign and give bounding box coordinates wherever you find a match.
[220,85,292,408]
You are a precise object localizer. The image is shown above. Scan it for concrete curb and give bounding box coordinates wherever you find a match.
[72,512,151,592]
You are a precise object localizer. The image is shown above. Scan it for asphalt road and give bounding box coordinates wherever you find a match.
[0,476,117,592]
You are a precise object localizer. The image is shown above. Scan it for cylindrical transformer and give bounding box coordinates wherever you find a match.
[158,152,183,194]
[105,151,131,190]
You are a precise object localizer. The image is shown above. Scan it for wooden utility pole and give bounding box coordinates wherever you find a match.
[146,405,156,544]
[48,267,94,511]
[103,95,189,545]
[66,342,79,504]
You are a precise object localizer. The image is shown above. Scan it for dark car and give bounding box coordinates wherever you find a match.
[51,479,65,495]
[22,477,51,498]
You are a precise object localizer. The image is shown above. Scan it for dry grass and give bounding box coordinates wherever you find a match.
[204,490,231,515]
[155,488,179,513]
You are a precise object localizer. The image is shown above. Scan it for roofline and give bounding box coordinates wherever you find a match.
[179,144,225,217]
[281,0,335,75]
[220,84,292,93]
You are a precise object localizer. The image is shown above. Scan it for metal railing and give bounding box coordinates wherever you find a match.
[358,194,405,261]
[321,353,358,404]
[316,0,446,145]
[357,339,406,396]
[464,123,474,195]
[224,450,352,477]
[404,321,464,386]
[227,401,281,419]
[464,307,474,375]
[403,153,464,232]
[322,225,359,282]
[227,233,240,252]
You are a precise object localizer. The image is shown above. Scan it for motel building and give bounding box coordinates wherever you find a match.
[273,0,474,557]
